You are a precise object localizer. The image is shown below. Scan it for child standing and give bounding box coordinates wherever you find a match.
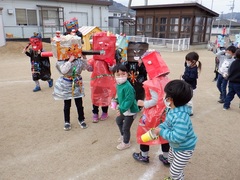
[223,48,240,110]
[181,51,201,115]
[52,32,89,131]
[132,50,170,165]
[154,79,198,180]
[113,64,139,150]
[216,45,236,103]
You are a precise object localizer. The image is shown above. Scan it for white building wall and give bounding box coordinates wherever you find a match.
[1,0,109,38]
[0,8,6,46]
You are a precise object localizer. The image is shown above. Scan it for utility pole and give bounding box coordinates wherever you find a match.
[211,0,214,10]
[228,0,235,35]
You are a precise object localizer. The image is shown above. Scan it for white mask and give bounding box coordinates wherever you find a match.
[116,77,127,85]
[134,56,140,60]
[163,98,171,108]
[225,53,232,59]
[186,62,191,67]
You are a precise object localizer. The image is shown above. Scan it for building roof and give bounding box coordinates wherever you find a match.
[52,0,112,6]
[131,2,218,17]
[78,26,101,36]
[212,19,240,27]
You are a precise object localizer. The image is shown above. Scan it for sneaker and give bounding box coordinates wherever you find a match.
[48,79,53,88]
[116,142,131,150]
[33,86,41,92]
[190,113,193,116]
[92,114,99,123]
[117,136,123,143]
[132,152,149,163]
[100,113,108,121]
[218,99,224,103]
[159,154,170,166]
[79,120,88,129]
[64,123,71,131]
[223,107,229,110]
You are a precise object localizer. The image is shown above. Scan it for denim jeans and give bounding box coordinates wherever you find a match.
[224,82,240,109]
[217,74,228,101]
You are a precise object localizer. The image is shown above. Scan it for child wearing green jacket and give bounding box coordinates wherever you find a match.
[113,64,139,150]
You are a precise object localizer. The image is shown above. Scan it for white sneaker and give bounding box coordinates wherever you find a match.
[116,142,131,150]
[117,136,123,143]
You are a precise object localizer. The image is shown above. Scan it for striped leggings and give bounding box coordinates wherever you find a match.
[168,147,194,180]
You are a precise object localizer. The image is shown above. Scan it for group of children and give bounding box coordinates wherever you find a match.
[23,17,202,180]
[214,42,240,110]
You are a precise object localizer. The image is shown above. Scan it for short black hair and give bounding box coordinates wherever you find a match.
[226,45,237,53]
[112,64,128,74]
[235,49,240,59]
[164,80,193,107]
[185,52,199,61]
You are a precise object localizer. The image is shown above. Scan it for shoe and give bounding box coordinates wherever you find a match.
[79,120,88,129]
[117,136,123,143]
[190,113,193,116]
[100,113,108,121]
[218,99,224,103]
[48,79,53,88]
[33,86,41,92]
[223,107,229,110]
[64,123,71,131]
[132,152,149,163]
[92,114,99,123]
[116,142,131,150]
[159,154,170,166]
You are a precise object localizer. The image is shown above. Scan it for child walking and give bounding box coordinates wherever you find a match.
[223,48,240,110]
[113,64,139,150]
[154,79,198,180]
[181,51,201,115]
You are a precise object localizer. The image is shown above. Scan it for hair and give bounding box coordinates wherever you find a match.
[226,45,237,54]
[235,48,240,59]
[112,64,128,74]
[185,51,202,72]
[164,79,193,107]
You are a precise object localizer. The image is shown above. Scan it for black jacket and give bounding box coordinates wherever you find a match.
[228,59,240,83]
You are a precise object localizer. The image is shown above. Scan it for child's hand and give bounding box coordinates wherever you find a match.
[116,109,121,116]
[69,55,75,62]
[153,127,161,135]
[137,100,144,107]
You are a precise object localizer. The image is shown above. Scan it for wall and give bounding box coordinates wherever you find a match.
[0,7,6,47]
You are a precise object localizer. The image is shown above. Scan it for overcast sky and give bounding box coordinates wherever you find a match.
[116,0,240,14]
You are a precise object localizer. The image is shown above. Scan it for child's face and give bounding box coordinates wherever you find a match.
[114,70,128,78]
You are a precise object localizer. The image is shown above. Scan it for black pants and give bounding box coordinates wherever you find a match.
[140,143,170,153]
[116,114,135,144]
[64,97,84,123]
[92,104,108,114]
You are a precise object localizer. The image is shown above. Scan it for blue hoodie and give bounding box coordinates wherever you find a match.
[159,105,197,151]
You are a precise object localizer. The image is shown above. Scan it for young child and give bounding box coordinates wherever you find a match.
[223,48,240,110]
[52,32,89,131]
[181,51,201,115]
[88,32,117,123]
[132,50,170,165]
[23,33,53,92]
[112,64,139,150]
[216,45,237,103]
[154,79,198,180]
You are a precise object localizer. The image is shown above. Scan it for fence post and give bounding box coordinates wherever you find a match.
[172,39,174,52]
[20,25,24,38]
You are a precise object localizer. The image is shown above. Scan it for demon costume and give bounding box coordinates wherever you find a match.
[133,50,170,164]
[125,42,149,101]
[88,31,117,122]
[24,33,53,92]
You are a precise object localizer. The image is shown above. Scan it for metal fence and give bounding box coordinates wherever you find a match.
[128,36,190,52]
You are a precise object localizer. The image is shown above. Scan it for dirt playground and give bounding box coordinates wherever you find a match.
[0,41,240,180]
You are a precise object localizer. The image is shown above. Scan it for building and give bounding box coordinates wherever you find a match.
[212,19,240,35]
[0,0,112,39]
[131,3,219,45]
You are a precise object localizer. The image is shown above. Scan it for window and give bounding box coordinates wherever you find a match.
[16,8,37,25]
[169,17,179,38]
[193,16,206,43]
[155,17,167,38]
[136,17,144,35]
[145,17,153,33]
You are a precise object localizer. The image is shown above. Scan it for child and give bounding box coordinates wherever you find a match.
[23,33,53,92]
[52,32,89,131]
[132,50,170,165]
[223,48,240,110]
[154,79,198,180]
[181,51,201,115]
[88,32,117,123]
[216,45,236,103]
[112,64,139,150]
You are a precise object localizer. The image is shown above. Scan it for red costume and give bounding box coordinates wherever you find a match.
[88,32,117,107]
[136,50,170,145]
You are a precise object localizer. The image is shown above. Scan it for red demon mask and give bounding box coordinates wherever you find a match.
[29,37,42,51]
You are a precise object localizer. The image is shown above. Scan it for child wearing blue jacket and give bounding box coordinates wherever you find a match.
[154,80,197,180]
